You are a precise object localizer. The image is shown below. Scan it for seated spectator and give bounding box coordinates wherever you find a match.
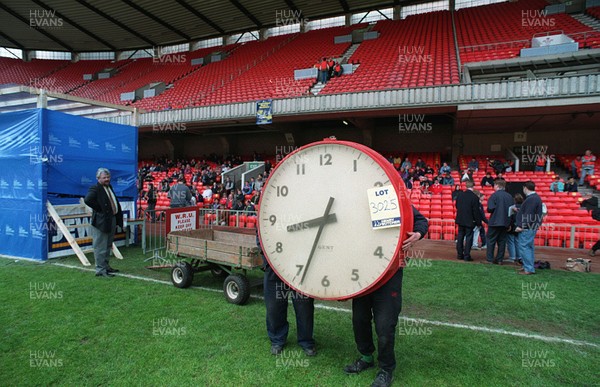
[420,181,431,195]
[442,172,455,186]
[242,181,253,196]
[425,165,434,175]
[496,172,505,181]
[399,167,409,181]
[254,174,265,191]
[549,177,564,193]
[461,169,474,182]
[481,172,494,187]
[403,177,413,190]
[564,177,578,193]
[401,157,412,171]
[489,159,504,175]
[439,162,451,175]
[429,179,443,195]
[224,176,234,195]
[467,158,479,172]
[415,158,426,169]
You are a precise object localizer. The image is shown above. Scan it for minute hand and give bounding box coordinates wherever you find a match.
[287,213,337,232]
[300,197,335,285]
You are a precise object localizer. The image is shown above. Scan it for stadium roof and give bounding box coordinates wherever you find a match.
[0,0,430,53]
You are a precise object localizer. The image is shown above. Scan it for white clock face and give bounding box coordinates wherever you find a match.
[258,142,403,300]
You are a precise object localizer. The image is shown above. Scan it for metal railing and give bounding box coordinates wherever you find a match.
[427,218,600,249]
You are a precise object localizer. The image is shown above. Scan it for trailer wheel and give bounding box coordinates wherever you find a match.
[223,274,250,305]
[210,266,230,279]
[171,262,194,288]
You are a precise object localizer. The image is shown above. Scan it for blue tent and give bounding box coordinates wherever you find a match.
[0,108,137,261]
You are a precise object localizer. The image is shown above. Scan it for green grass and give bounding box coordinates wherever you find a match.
[1,247,599,386]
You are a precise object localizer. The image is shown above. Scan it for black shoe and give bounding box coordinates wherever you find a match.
[270,345,283,355]
[344,358,374,374]
[95,272,115,277]
[371,370,393,387]
[457,256,464,260]
[107,268,120,273]
[303,347,317,357]
[463,257,473,262]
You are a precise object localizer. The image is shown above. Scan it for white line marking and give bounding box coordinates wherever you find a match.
[50,262,599,349]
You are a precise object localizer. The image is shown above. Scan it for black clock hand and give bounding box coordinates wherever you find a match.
[300,197,335,285]
[287,213,337,232]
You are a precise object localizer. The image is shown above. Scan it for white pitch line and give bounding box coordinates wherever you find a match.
[51,262,599,349]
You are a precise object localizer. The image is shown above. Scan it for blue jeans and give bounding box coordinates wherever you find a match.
[506,233,520,260]
[518,229,536,273]
[264,264,315,350]
[579,167,594,185]
[535,166,544,172]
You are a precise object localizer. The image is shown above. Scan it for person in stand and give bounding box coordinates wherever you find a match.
[549,177,564,193]
[451,184,462,203]
[84,168,123,278]
[344,207,428,387]
[579,150,596,186]
[571,156,581,181]
[535,152,546,172]
[318,57,329,84]
[564,177,578,193]
[333,61,343,77]
[327,57,335,80]
[481,172,494,187]
[468,158,479,172]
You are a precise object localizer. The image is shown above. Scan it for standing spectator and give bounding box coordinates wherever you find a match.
[327,57,335,80]
[481,172,494,187]
[515,181,544,275]
[535,152,546,172]
[549,177,564,193]
[332,61,343,77]
[564,177,578,193]
[318,57,329,84]
[468,158,479,172]
[145,183,157,222]
[168,177,192,208]
[506,193,524,264]
[254,174,265,191]
[451,184,462,203]
[571,156,581,180]
[472,191,488,250]
[579,150,596,186]
[224,176,234,195]
[455,181,482,262]
[486,179,514,264]
[84,168,122,277]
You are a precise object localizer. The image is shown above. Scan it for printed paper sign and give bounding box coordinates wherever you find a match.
[367,185,401,229]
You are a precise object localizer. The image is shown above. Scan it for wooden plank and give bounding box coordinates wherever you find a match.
[213,230,256,246]
[47,202,91,266]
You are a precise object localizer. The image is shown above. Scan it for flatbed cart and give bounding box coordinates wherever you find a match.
[166,227,263,305]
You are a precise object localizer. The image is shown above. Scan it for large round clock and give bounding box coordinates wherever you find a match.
[258,138,413,301]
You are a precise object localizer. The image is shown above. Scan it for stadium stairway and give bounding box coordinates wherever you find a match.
[571,13,600,32]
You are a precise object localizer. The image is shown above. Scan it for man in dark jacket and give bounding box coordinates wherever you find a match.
[455,181,481,261]
[486,179,514,264]
[84,168,123,277]
[515,181,544,275]
[345,206,428,387]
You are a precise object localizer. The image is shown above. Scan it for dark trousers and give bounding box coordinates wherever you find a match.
[352,269,403,373]
[486,226,508,262]
[593,240,600,252]
[457,226,474,259]
[264,265,315,350]
[147,202,156,221]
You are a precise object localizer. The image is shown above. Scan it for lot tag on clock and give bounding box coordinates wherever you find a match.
[367,185,401,230]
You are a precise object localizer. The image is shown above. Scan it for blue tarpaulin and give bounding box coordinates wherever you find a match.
[0,108,137,261]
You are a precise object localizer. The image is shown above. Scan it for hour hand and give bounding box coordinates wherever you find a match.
[287,213,337,232]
